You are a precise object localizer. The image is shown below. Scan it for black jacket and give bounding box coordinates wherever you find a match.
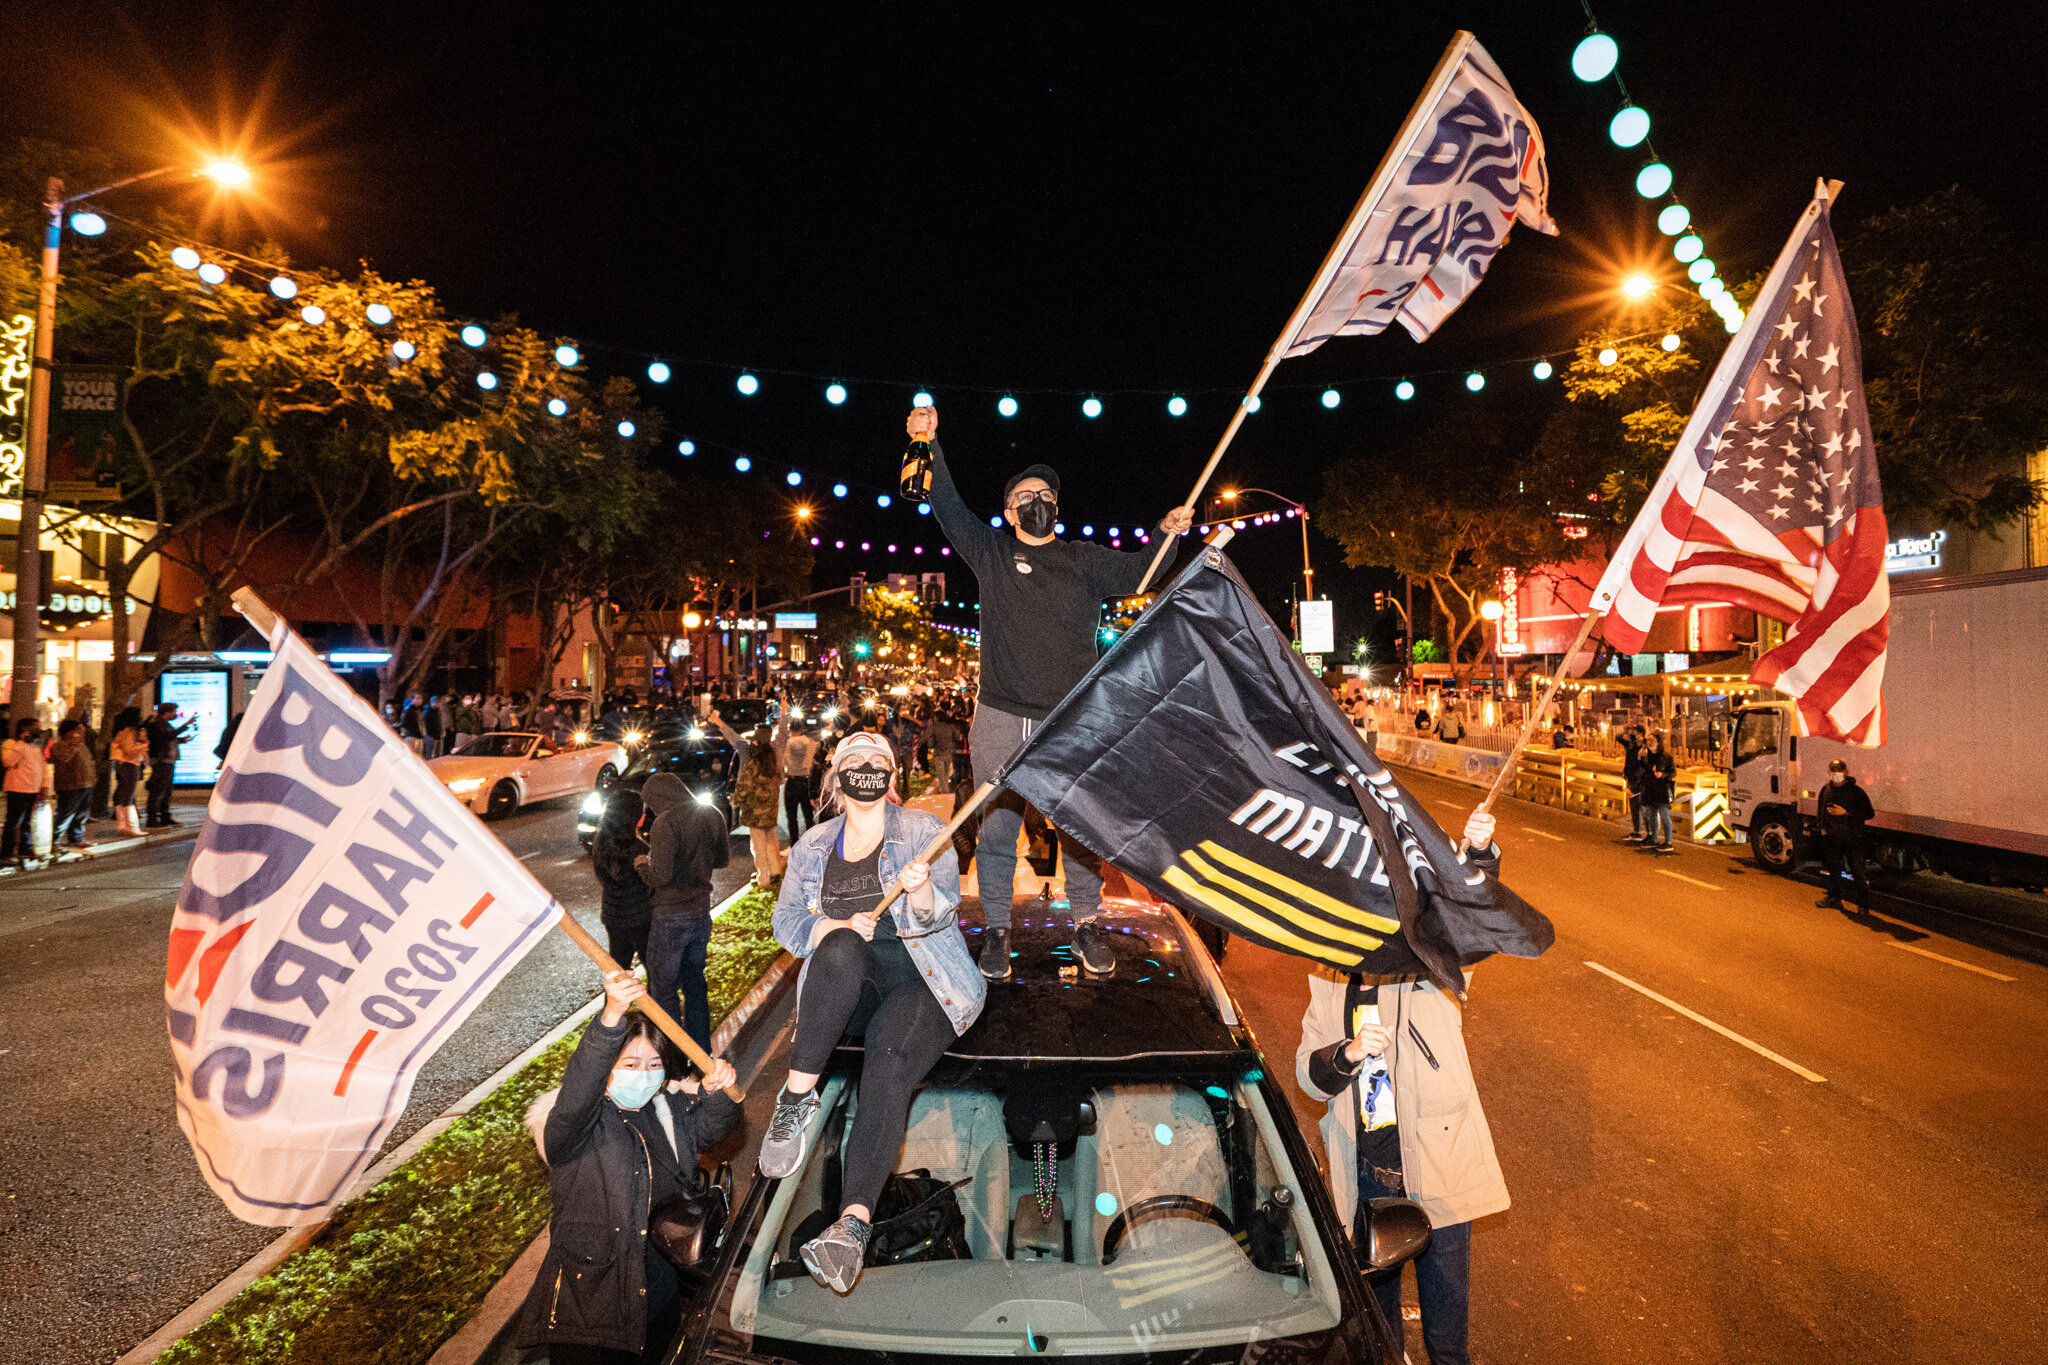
[514,1015,741,1354]
[1620,737,1646,790]
[1641,749,1677,806]
[1818,776,1875,836]
[592,823,654,929]
[638,772,730,918]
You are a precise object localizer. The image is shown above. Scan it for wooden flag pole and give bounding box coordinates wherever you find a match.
[874,781,999,915]
[1134,32,1478,596]
[233,585,744,1102]
[1468,607,1603,825]
[552,914,745,1103]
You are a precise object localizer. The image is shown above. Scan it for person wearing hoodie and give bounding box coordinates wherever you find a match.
[1815,757,1876,911]
[49,719,97,849]
[591,789,653,970]
[635,771,731,1053]
[2,718,48,863]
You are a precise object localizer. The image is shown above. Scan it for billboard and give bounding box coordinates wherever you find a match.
[773,612,817,630]
[159,670,233,785]
[1298,599,1334,656]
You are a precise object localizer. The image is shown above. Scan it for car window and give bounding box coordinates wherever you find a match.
[721,1073,1346,1357]
[452,734,535,759]
[1733,710,1779,765]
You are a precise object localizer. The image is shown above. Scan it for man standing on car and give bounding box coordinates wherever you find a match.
[636,770,732,1052]
[1297,808,1510,1365]
[1815,757,1875,911]
[913,404,1194,978]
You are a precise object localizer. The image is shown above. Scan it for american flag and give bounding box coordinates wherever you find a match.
[1591,194,1888,745]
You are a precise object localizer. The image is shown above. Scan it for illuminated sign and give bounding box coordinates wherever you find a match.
[1298,599,1334,656]
[0,313,31,496]
[1497,567,1525,655]
[1884,530,1945,573]
[774,612,817,630]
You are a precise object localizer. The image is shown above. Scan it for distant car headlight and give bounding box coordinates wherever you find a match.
[580,791,606,816]
[824,708,838,720]
[688,727,705,739]
[447,777,486,795]
[623,729,644,745]
[573,730,589,744]
[695,790,715,805]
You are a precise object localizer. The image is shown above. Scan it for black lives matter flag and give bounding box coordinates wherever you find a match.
[998,548,1551,990]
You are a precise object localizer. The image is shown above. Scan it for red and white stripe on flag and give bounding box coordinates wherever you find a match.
[1592,193,1888,745]
[165,619,562,1225]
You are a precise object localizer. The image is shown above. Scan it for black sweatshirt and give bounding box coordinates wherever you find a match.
[926,441,1184,720]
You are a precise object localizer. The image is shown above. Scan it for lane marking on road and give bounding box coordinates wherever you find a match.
[1584,961,1827,1083]
[555,856,582,866]
[1654,867,1725,891]
[517,851,542,862]
[1885,940,2016,981]
[1518,826,1565,841]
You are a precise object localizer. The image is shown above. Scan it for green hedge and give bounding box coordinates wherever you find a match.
[159,886,785,1364]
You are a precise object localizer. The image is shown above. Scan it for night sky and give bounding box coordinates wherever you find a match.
[4,1,2043,635]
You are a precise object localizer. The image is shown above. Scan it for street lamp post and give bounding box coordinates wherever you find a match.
[9,161,248,723]
[1479,599,1504,711]
[1211,486,1315,626]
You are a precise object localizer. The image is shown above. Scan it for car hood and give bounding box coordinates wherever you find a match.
[426,755,515,781]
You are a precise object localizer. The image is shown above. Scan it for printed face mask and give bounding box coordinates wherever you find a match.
[1014,499,1057,538]
[840,764,892,802]
[608,1066,664,1110]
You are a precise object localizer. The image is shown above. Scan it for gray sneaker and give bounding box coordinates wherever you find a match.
[978,926,1013,980]
[801,1213,873,1293]
[757,1086,822,1179]
[1072,920,1115,974]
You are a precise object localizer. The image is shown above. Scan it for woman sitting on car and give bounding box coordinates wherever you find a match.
[757,732,985,1294]
[514,969,738,1364]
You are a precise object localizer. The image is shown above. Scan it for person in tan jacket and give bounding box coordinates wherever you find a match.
[1296,807,1510,1365]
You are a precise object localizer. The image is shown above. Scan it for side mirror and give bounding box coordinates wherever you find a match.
[1363,1196,1432,1274]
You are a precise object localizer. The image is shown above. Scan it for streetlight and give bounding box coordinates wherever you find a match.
[1479,599,1505,707]
[1209,487,1316,607]
[9,159,249,722]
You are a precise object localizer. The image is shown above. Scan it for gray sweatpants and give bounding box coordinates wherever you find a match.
[968,703,1102,930]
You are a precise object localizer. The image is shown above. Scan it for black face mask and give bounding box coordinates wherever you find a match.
[840,765,892,802]
[1014,499,1057,538]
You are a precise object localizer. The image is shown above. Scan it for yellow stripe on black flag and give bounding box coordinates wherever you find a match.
[1160,865,1364,969]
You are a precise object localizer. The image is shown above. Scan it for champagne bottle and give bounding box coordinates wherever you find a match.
[900,438,933,503]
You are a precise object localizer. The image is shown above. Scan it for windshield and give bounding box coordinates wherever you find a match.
[451,733,535,759]
[720,1071,1348,1359]
[1733,710,1780,765]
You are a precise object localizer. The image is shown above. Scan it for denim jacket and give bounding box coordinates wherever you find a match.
[772,802,987,1036]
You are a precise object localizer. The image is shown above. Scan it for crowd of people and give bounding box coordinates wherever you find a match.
[0,698,198,863]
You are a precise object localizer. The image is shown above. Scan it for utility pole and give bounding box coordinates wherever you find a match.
[9,178,61,723]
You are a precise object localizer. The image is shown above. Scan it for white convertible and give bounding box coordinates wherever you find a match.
[428,731,626,819]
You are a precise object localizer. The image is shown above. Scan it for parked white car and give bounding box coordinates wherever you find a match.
[428,731,626,819]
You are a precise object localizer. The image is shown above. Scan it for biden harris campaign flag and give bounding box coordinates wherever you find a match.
[165,604,561,1225]
[997,549,1551,993]
[1281,32,1554,355]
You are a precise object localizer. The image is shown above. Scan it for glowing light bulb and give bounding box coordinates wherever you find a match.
[618,420,636,438]
[171,247,201,270]
[877,494,892,508]
[734,456,751,471]
[69,212,106,236]
[1658,204,1691,235]
[736,373,759,395]
[197,262,226,285]
[1465,372,1485,391]
[831,483,847,498]
[825,382,848,405]
[462,324,487,347]
[997,395,1018,417]
[392,340,416,360]
[477,371,498,390]
[1167,395,1187,416]
[300,304,326,325]
[1598,348,1619,367]
[1636,163,1674,198]
[1661,333,1681,352]
[555,345,579,367]
[1608,107,1650,148]
[1242,394,1261,412]
[366,303,393,326]
[647,361,670,383]
[1533,360,1554,380]
[786,470,802,486]
[1674,235,1704,264]
[548,398,568,416]
[1572,33,1619,81]
[912,389,933,407]
[1081,397,1102,418]
[678,439,695,455]
[1082,524,1095,537]
[1395,381,1415,401]
[1699,278,1725,301]
[203,161,250,186]
[1321,388,1341,409]
[1623,274,1654,298]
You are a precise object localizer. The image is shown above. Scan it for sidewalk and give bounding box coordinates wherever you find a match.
[0,789,212,876]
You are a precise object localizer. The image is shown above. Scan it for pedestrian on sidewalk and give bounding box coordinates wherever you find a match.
[50,720,96,849]
[108,707,147,836]
[636,770,730,1054]
[1815,757,1875,911]
[1619,725,1648,843]
[513,967,738,1365]
[1638,733,1678,853]
[592,788,653,970]
[144,703,190,828]
[1434,704,1465,746]
[1296,808,1510,1365]
[715,708,785,882]
[2,718,47,862]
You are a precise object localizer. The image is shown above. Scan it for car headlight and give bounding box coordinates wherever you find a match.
[447,777,486,795]
[688,727,705,739]
[623,729,644,745]
[580,791,606,816]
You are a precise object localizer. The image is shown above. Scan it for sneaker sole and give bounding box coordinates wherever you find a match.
[799,1246,860,1293]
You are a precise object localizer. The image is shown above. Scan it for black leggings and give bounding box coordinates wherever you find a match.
[791,928,956,1214]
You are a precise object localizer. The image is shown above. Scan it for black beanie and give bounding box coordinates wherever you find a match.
[1003,463,1061,503]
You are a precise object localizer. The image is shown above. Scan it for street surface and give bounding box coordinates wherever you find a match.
[0,793,756,1365]
[1220,765,2048,1364]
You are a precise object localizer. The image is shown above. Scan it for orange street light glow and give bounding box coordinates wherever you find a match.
[1622,273,1654,298]
[203,161,251,186]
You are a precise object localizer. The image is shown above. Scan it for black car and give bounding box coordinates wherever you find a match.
[718,697,779,737]
[576,728,739,846]
[657,905,1429,1362]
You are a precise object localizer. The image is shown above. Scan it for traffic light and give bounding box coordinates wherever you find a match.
[849,572,867,608]
[853,640,870,657]
[1373,590,1387,613]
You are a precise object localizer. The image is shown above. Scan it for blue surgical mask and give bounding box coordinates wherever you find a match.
[608,1067,664,1110]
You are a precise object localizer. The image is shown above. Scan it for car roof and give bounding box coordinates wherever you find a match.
[838,901,1246,1071]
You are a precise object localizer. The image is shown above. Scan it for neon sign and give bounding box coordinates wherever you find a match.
[0,313,32,496]
[1884,530,1945,574]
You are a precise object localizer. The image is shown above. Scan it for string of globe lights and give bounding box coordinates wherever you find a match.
[1571,9,1747,334]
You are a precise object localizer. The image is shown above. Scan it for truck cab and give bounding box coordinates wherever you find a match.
[1726,701,1803,870]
